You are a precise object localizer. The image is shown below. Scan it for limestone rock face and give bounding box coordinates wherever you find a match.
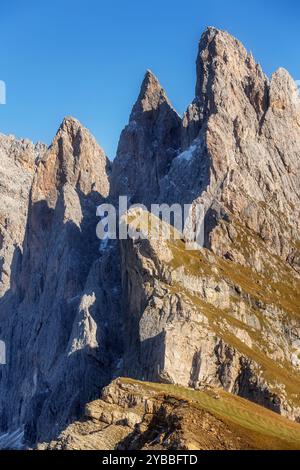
[116,27,300,421]
[32,117,110,207]
[0,119,122,443]
[186,28,300,265]
[0,26,300,448]
[0,135,46,297]
[120,211,300,420]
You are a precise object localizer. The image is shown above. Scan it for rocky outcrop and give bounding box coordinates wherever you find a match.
[113,27,300,422]
[187,28,299,263]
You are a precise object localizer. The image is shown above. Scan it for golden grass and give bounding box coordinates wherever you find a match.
[121,378,300,450]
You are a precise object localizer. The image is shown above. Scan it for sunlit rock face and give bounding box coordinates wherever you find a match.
[115,26,300,422]
[0,27,299,446]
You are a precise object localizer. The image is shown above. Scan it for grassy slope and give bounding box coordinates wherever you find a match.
[122,378,300,450]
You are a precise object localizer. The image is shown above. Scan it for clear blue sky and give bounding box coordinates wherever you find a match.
[0,0,299,159]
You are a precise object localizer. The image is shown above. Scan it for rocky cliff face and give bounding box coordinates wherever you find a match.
[0,119,122,442]
[115,28,300,422]
[0,135,46,297]
[120,210,300,420]
[0,27,299,448]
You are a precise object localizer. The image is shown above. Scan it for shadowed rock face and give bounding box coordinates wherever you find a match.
[110,70,182,206]
[0,135,47,297]
[0,27,300,447]
[0,118,122,442]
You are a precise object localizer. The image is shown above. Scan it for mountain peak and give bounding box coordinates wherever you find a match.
[199,26,246,53]
[57,116,84,138]
[142,69,161,90]
[130,69,173,120]
[32,115,109,206]
[195,26,268,121]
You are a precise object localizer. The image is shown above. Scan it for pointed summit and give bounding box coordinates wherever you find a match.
[32,117,110,206]
[55,116,89,145]
[194,26,269,125]
[198,26,247,58]
[195,27,251,99]
[111,69,181,204]
[139,69,163,97]
[130,69,175,120]
[58,115,82,134]
[269,67,300,114]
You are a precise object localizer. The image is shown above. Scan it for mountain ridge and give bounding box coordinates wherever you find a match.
[0,26,299,448]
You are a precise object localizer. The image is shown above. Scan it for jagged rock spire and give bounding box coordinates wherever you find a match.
[195,27,249,98]
[130,69,175,120]
[269,67,300,115]
[32,116,110,207]
[57,115,83,134]
[195,27,269,118]
[111,70,181,204]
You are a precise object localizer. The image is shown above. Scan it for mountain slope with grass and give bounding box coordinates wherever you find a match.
[120,208,300,421]
[39,378,300,450]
